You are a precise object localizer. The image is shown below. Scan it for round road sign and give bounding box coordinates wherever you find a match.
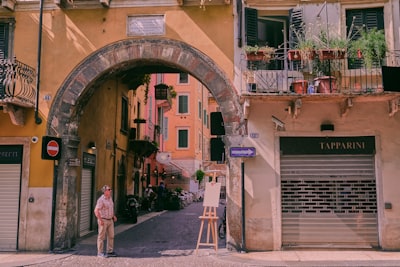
[47,140,60,157]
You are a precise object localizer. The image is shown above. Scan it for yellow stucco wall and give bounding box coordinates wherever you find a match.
[12,6,233,120]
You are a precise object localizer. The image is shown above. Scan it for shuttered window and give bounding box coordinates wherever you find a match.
[289,8,303,49]
[245,7,258,46]
[346,8,384,69]
[0,23,9,59]
[177,129,189,148]
[178,94,189,114]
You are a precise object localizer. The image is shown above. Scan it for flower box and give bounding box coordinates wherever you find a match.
[317,49,346,60]
[288,49,316,61]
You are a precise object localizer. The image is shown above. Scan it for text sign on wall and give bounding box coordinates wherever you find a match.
[0,145,22,164]
[127,15,165,36]
[280,136,376,155]
[83,152,96,168]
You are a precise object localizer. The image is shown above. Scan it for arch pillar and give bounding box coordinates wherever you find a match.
[53,133,80,250]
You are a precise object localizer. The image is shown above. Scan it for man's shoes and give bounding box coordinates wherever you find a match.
[97,253,107,258]
[107,251,117,257]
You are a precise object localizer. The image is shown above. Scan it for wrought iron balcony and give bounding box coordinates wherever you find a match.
[241,50,400,95]
[0,58,36,108]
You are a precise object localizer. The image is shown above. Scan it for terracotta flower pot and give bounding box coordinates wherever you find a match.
[291,80,308,94]
[314,76,337,93]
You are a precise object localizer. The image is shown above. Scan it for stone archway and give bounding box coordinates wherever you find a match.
[47,38,245,250]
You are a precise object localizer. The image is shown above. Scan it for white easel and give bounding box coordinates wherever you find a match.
[195,181,221,255]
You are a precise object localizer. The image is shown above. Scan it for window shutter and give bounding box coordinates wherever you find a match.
[289,8,303,49]
[245,7,258,46]
[347,8,384,39]
[178,95,188,113]
[346,8,384,69]
[0,23,9,59]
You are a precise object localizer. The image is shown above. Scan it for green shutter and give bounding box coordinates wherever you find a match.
[346,8,384,69]
[245,7,258,46]
[289,8,303,49]
[346,7,384,38]
[0,23,9,59]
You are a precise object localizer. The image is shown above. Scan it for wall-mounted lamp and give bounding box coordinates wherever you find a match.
[320,124,334,131]
[88,142,96,150]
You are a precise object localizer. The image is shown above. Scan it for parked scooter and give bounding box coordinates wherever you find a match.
[125,195,140,224]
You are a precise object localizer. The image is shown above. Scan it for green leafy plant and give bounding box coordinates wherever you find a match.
[290,23,318,62]
[244,45,275,61]
[349,28,387,68]
[142,74,151,104]
[195,169,205,183]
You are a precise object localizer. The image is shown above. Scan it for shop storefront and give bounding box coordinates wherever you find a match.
[280,136,378,248]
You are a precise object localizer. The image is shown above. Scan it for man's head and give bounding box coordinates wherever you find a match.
[102,185,112,196]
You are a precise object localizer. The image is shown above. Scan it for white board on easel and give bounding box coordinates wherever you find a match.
[203,182,221,207]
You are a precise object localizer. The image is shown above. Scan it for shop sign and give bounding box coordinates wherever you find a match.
[280,136,375,155]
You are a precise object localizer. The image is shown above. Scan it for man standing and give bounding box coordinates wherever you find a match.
[94,185,117,258]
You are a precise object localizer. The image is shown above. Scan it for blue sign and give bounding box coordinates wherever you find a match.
[230,147,256,158]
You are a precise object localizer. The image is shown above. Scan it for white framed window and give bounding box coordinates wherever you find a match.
[178,73,189,84]
[178,94,189,114]
[177,128,189,149]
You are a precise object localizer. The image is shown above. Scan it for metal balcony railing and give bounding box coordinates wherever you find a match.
[241,50,400,95]
[0,58,36,108]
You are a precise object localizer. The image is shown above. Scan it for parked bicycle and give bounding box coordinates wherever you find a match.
[218,206,226,239]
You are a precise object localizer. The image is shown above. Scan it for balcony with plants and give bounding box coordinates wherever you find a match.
[241,23,398,97]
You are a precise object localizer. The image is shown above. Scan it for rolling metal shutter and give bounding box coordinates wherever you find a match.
[281,154,378,248]
[79,168,92,237]
[0,164,21,251]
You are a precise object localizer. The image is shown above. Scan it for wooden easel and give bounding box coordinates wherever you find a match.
[195,181,221,255]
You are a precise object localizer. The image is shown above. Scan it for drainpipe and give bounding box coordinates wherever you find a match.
[34,0,44,124]
[241,160,246,252]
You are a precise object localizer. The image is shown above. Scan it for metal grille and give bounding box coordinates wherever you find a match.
[281,154,378,248]
[282,179,377,214]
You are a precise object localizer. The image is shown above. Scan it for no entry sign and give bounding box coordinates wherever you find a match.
[42,136,62,160]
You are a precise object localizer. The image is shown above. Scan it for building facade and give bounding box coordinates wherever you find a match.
[0,0,399,253]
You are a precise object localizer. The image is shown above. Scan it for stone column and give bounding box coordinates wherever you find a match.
[53,134,80,251]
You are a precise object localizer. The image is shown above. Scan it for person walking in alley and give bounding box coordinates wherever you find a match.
[145,184,156,211]
[94,185,117,258]
[156,182,166,211]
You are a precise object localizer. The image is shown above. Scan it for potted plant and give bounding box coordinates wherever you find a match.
[315,31,348,60]
[288,23,317,62]
[195,169,205,183]
[348,28,387,69]
[244,45,275,62]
